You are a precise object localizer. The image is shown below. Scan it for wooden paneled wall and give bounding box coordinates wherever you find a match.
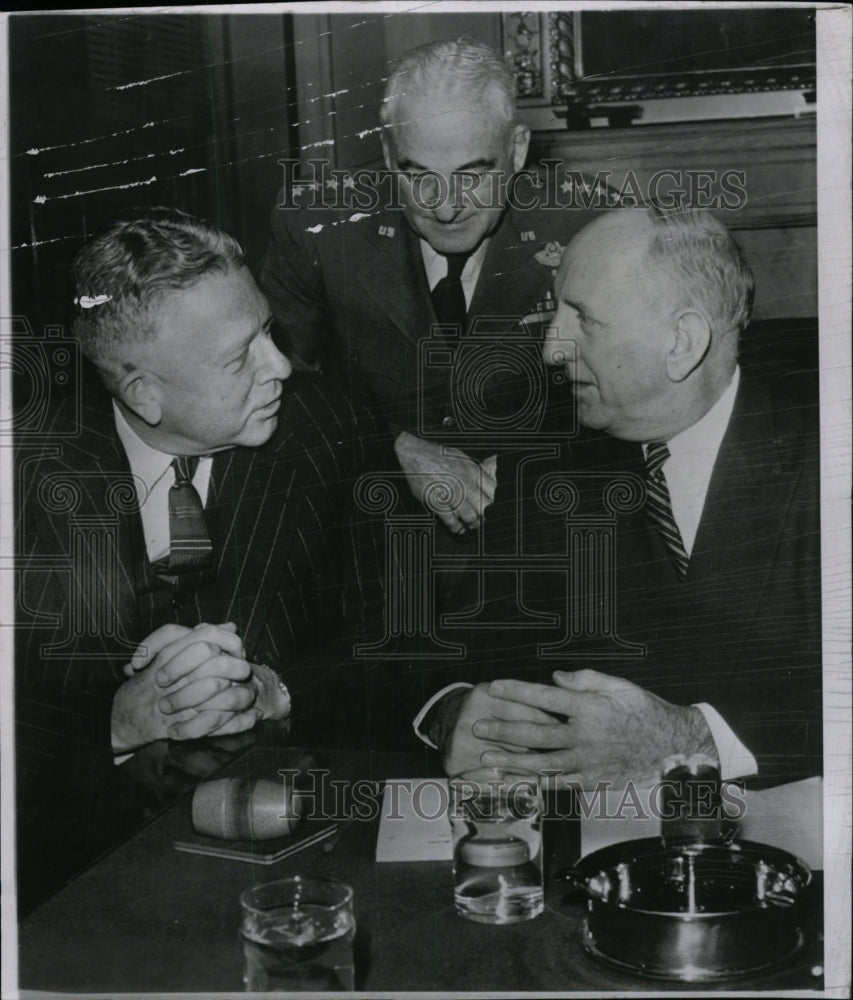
[530,117,817,319]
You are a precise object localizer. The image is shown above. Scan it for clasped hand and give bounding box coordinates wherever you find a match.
[395,431,496,534]
[111,622,290,753]
[444,669,713,789]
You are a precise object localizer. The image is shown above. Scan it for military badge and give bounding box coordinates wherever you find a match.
[534,241,566,274]
[520,289,557,328]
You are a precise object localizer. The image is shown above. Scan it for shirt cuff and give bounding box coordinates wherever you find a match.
[413,682,473,749]
[694,703,758,780]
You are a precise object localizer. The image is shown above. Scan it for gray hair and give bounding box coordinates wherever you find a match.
[70,207,244,391]
[380,38,517,130]
[645,205,755,337]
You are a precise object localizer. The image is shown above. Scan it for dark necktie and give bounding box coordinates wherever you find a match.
[644,442,689,580]
[430,252,470,334]
[160,456,213,575]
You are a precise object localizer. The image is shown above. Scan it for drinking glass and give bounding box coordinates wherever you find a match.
[449,771,544,924]
[240,875,355,991]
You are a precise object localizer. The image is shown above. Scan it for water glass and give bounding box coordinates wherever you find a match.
[240,875,355,991]
[449,771,544,924]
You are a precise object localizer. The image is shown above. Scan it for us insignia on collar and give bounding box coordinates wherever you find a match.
[378,225,395,238]
[520,230,536,242]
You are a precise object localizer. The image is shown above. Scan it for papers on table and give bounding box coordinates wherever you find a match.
[375,779,452,862]
[375,776,823,870]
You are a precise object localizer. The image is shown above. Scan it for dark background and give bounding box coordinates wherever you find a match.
[581,9,815,76]
[9,13,296,331]
[8,11,506,336]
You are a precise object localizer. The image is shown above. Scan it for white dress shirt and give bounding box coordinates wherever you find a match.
[414,367,758,781]
[113,402,213,563]
[643,366,740,557]
[111,405,215,763]
[420,238,489,306]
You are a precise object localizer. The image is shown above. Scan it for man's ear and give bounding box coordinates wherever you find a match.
[666,310,711,382]
[512,123,531,172]
[117,369,162,426]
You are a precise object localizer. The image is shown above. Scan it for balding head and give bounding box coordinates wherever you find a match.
[570,207,753,350]
[543,207,754,442]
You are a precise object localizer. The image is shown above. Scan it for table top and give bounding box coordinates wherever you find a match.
[18,745,824,994]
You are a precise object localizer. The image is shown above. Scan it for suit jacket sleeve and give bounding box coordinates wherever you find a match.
[687,413,822,784]
[261,378,390,746]
[15,453,133,907]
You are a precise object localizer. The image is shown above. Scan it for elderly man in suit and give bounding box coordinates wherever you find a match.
[261,38,603,539]
[417,206,821,789]
[15,209,382,902]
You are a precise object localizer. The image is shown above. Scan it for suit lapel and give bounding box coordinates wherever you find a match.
[29,398,141,663]
[469,208,553,326]
[205,431,304,657]
[689,379,790,604]
[356,203,555,345]
[357,212,434,347]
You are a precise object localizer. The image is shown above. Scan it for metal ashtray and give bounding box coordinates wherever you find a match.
[563,838,812,981]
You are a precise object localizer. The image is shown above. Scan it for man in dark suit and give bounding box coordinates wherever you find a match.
[419,206,821,789]
[15,209,382,904]
[260,38,604,538]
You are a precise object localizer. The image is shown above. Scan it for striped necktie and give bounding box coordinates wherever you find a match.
[160,456,213,574]
[644,442,689,580]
